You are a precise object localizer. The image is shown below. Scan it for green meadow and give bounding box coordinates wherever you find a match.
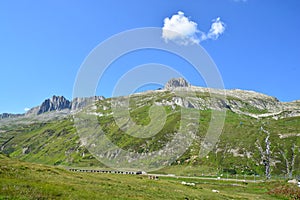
[1,154,300,200]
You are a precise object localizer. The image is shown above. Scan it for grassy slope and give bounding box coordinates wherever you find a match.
[0,154,293,200]
[1,91,300,177]
[0,118,103,168]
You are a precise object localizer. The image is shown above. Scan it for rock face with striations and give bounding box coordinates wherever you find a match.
[164,78,191,90]
[26,96,72,116]
[37,96,71,115]
[24,95,106,116]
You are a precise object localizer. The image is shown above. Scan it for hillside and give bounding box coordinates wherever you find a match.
[2,154,299,199]
[1,78,300,177]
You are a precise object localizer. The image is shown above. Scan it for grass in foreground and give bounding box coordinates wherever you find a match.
[1,154,298,200]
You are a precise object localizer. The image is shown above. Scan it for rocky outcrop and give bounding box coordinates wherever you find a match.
[71,96,105,111]
[24,95,106,116]
[25,96,72,116]
[36,96,71,115]
[159,78,299,119]
[0,113,24,119]
[164,78,191,90]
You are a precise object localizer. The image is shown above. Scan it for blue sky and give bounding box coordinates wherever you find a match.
[0,0,299,113]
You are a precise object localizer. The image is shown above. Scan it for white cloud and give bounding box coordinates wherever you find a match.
[162,11,226,45]
[24,108,30,112]
[207,17,226,40]
[162,11,200,45]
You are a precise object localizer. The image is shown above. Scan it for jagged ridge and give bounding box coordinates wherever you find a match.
[1,78,299,120]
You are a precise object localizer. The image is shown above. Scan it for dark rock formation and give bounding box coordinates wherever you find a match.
[23,95,105,116]
[37,96,71,115]
[164,78,191,90]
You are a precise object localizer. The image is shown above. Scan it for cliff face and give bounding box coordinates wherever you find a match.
[24,95,106,116]
[25,96,71,116]
[37,96,71,115]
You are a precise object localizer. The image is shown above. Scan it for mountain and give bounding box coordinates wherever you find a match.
[0,113,24,119]
[26,95,71,116]
[164,77,191,89]
[163,78,300,119]
[1,78,299,120]
[1,78,300,177]
[71,96,105,111]
[0,95,105,120]
[25,95,105,116]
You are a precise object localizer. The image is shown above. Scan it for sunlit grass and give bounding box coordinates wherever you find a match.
[0,154,291,199]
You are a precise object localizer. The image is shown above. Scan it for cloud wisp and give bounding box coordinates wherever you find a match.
[162,11,226,45]
[206,17,226,40]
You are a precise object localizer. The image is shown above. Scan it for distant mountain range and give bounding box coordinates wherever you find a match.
[1,77,299,121]
[0,96,105,119]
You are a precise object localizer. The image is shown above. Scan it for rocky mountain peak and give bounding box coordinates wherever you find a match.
[37,95,71,115]
[23,95,106,116]
[24,95,72,116]
[164,78,191,90]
